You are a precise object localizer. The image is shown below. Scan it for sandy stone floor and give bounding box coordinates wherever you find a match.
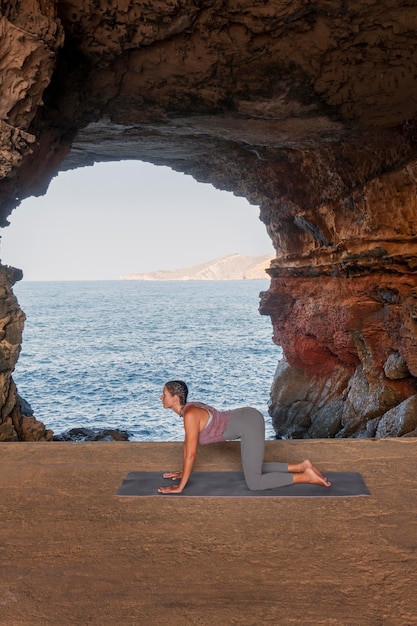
[0,439,416,626]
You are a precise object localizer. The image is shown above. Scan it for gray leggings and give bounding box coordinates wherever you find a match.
[223,407,294,490]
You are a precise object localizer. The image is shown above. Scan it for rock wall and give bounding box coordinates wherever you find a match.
[2,1,417,438]
[0,263,53,441]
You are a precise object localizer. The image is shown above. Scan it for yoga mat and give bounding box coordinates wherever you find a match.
[116,471,370,497]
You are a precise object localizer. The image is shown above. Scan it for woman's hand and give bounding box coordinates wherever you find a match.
[158,484,184,494]
[162,471,183,480]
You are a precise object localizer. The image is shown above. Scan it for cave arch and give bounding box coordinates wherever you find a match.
[2,1,417,439]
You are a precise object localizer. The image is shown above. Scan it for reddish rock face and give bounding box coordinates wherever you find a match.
[260,275,417,438]
[2,1,417,438]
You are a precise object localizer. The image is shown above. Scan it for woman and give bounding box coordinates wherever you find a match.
[158,380,331,494]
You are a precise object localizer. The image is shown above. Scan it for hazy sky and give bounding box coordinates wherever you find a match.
[0,160,274,281]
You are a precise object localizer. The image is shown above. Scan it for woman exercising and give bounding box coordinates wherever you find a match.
[158,380,331,494]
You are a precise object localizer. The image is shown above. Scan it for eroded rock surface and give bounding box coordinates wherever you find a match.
[0,264,34,441]
[2,1,417,438]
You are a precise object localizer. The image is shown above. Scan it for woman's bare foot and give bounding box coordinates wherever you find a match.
[289,459,328,481]
[293,466,331,487]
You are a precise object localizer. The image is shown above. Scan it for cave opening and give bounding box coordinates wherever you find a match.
[1,160,280,441]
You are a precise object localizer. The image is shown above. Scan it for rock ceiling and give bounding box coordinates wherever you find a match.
[1,0,417,439]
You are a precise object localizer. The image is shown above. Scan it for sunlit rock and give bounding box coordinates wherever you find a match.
[374,396,417,438]
[21,416,54,442]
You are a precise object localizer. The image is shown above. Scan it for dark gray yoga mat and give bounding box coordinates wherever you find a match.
[116,471,370,497]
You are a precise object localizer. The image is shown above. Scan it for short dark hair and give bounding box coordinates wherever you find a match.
[165,380,188,406]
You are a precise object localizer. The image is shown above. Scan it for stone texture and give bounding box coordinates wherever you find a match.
[21,415,54,441]
[261,275,417,437]
[383,351,410,380]
[374,395,417,438]
[53,427,132,441]
[269,357,349,439]
[0,267,52,441]
[2,2,417,438]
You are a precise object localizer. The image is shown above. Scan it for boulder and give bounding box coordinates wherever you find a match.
[375,396,417,438]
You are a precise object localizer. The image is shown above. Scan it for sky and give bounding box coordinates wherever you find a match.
[0,160,274,281]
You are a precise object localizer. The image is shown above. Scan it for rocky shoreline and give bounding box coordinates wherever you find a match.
[10,396,133,442]
[53,427,132,442]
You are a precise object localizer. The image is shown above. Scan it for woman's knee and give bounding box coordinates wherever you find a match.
[244,473,262,491]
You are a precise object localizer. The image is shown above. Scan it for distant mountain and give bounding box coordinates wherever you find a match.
[119,253,274,281]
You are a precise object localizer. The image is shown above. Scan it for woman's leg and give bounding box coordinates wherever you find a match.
[223,408,294,490]
[262,462,290,473]
[224,408,331,490]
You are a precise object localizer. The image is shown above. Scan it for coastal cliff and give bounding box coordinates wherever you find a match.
[120,253,273,281]
[1,1,417,438]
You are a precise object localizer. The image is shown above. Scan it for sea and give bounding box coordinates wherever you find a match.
[12,280,282,441]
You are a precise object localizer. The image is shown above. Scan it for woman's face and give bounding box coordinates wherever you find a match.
[160,386,177,409]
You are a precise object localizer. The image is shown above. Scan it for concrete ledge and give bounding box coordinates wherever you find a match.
[0,439,416,625]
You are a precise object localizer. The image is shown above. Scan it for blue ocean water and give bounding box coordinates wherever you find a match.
[12,280,282,441]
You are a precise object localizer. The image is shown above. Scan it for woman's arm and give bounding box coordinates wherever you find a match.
[158,408,200,493]
[162,439,187,480]
[160,444,187,479]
